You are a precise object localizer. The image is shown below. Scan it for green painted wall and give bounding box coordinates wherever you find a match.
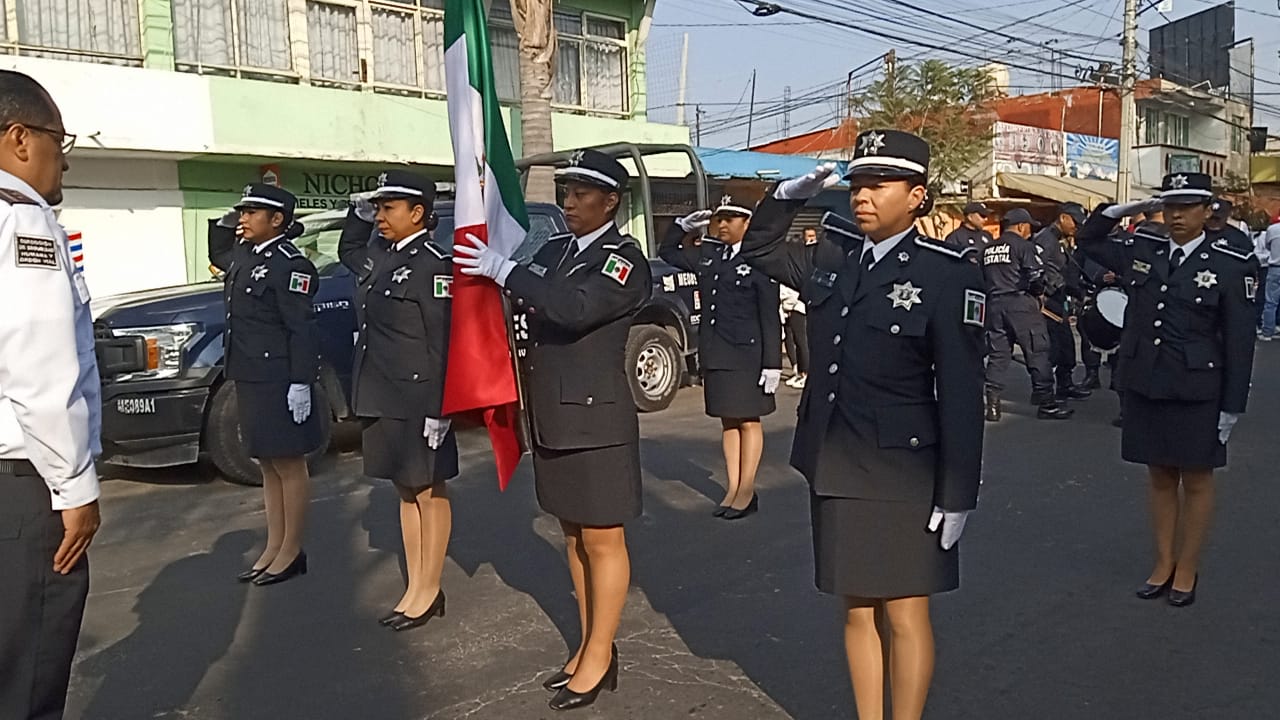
[141,0,175,70]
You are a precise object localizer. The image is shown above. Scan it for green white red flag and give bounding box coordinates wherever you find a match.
[443,0,529,488]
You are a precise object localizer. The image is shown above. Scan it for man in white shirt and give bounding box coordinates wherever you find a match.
[1261,216,1280,340]
[0,70,101,720]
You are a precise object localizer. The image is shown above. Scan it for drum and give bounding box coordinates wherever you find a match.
[1079,287,1127,351]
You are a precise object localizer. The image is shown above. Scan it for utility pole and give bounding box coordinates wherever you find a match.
[695,104,705,146]
[1117,0,1138,203]
[746,69,758,148]
[783,85,792,136]
[676,33,689,126]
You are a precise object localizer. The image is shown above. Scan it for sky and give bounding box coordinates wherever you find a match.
[645,0,1280,150]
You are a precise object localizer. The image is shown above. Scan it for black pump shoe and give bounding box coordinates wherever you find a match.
[543,643,618,691]
[722,495,759,520]
[1168,576,1198,607]
[549,655,619,711]
[237,566,268,583]
[389,591,446,632]
[1136,570,1175,600]
[379,611,405,626]
[712,506,730,518]
[253,551,307,586]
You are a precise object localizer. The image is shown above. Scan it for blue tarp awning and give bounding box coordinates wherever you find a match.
[694,147,847,181]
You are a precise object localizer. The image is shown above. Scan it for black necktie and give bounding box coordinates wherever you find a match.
[1171,247,1184,268]
[861,249,876,273]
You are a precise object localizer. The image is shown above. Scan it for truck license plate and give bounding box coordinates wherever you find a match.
[116,397,157,415]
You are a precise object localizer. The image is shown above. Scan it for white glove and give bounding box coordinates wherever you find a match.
[1101,198,1161,220]
[454,233,517,287]
[424,417,452,449]
[927,507,970,550]
[774,163,841,201]
[353,197,376,223]
[758,368,782,395]
[676,209,713,233]
[287,383,312,424]
[1218,411,1239,444]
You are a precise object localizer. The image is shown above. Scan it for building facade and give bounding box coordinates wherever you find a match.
[1,0,687,296]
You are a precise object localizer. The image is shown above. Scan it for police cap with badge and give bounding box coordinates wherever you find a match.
[713,192,755,219]
[1159,172,1213,205]
[372,169,436,208]
[555,149,629,192]
[844,129,934,216]
[236,183,297,220]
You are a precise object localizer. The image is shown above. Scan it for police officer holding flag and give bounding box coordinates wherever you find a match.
[739,129,986,720]
[339,170,457,631]
[660,191,782,520]
[1076,172,1257,607]
[210,184,322,586]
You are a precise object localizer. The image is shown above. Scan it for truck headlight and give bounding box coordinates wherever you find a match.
[111,323,199,381]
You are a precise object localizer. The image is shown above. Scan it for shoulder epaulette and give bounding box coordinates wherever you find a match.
[424,240,449,259]
[0,188,37,205]
[914,235,975,259]
[277,241,303,259]
[548,232,573,244]
[1211,241,1254,262]
[820,211,861,241]
[700,238,725,246]
[601,235,640,252]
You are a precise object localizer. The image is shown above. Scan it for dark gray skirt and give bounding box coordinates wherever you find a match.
[1121,392,1225,469]
[703,369,776,419]
[532,441,642,527]
[235,381,325,459]
[361,416,459,492]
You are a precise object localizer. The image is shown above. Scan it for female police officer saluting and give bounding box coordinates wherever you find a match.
[659,193,782,519]
[210,184,322,586]
[338,170,457,631]
[739,131,987,720]
[454,149,650,712]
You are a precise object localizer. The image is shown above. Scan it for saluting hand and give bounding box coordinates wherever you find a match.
[454,234,517,286]
[758,368,782,395]
[54,500,100,575]
[676,209,713,233]
[775,162,841,201]
[424,417,451,449]
[927,507,970,550]
[1101,198,1161,220]
[353,196,377,223]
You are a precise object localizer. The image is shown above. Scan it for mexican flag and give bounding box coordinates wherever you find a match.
[443,0,529,489]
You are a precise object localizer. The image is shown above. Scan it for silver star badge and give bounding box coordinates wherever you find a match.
[250,264,268,281]
[898,251,910,263]
[1194,269,1217,289]
[721,194,733,207]
[378,172,388,186]
[242,184,253,196]
[888,281,923,310]
[569,150,586,166]
[736,263,751,276]
[392,266,412,284]
[1171,174,1189,189]
[859,131,886,155]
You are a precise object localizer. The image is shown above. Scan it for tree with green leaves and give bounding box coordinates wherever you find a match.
[850,59,999,188]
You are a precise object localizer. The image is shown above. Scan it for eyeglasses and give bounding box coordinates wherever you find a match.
[1,123,76,154]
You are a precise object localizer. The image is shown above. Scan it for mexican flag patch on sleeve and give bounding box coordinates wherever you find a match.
[963,289,986,327]
[601,253,633,285]
[434,274,453,298]
[289,271,312,294]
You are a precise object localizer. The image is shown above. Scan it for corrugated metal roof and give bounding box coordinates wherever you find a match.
[694,147,848,181]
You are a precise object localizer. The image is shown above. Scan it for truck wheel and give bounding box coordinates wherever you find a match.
[626,324,681,412]
[205,382,333,487]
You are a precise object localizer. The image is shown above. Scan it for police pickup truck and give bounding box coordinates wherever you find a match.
[94,197,701,486]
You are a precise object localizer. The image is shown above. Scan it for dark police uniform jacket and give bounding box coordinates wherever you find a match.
[658,224,782,371]
[1209,223,1254,254]
[1032,224,1072,318]
[943,225,992,251]
[1076,210,1256,412]
[982,230,1045,298]
[740,195,987,511]
[504,225,652,451]
[338,213,452,421]
[210,224,320,384]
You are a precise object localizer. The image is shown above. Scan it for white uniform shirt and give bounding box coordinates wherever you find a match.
[0,170,101,509]
[1266,222,1280,268]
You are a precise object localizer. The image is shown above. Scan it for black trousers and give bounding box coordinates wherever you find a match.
[0,472,89,720]
[1046,317,1077,386]
[984,294,1053,396]
[1079,322,1101,371]
[783,311,809,375]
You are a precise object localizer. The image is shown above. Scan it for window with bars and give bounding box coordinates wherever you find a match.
[171,0,292,73]
[11,0,142,64]
[368,0,446,92]
[307,1,359,84]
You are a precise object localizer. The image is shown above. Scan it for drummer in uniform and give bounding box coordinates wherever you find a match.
[454,149,650,711]
[338,170,457,631]
[659,191,782,519]
[211,184,323,586]
[738,130,987,719]
[1076,172,1257,607]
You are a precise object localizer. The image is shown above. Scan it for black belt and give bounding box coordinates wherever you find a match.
[0,459,39,476]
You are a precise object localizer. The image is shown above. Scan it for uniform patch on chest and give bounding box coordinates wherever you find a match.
[1245,275,1257,300]
[392,266,412,284]
[14,235,59,269]
[250,264,268,281]
[1194,270,1217,289]
[434,274,452,298]
[735,263,751,276]
[964,289,987,327]
[288,271,312,294]
[1132,259,1151,274]
[601,253,634,285]
[529,262,548,277]
[888,281,923,310]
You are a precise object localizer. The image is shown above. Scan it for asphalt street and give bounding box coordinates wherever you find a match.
[65,346,1279,720]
